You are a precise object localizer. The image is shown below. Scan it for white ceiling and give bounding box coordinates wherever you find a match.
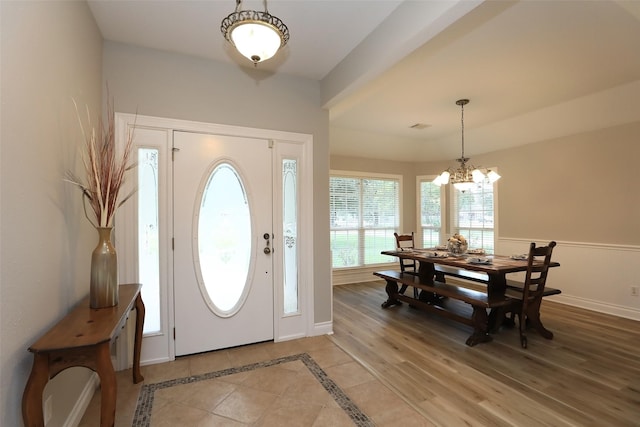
[88,0,640,162]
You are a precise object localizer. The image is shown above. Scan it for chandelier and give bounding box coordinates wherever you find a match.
[220,0,290,65]
[433,99,501,191]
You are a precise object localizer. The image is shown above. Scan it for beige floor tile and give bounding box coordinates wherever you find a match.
[281,375,339,408]
[142,358,191,383]
[345,378,409,419]
[324,360,375,389]
[277,359,308,374]
[226,343,273,367]
[151,401,211,426]
[194,413,247,426]
[240,364,300,395]
[78,336,422,427]
[255,395,324,427]
[156,378,236,412]
[261,339,308,359]
[307,345,354,368]
[312,406,357,427]
[188,349,233,375]
[295,336,335,352]
[212,386,279,423]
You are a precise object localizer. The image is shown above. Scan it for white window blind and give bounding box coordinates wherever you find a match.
[330,174,400,268]
[451,174,497,253]
[419,178,443,248]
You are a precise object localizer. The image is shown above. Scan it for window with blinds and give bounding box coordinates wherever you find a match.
[451,175,496,253]
[330,173,400,268]
[419,177,443,248]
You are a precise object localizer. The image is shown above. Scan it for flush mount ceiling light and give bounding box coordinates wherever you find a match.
[221,0,290,66]
[433,99,501,192]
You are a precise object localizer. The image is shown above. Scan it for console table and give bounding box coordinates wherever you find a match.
[22,283,145,427]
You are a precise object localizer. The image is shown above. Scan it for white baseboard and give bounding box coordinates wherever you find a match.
[313,320,333,336]
[62,373,99,427]
[332,264,394,286]
[141,356,173,366]
[275,332,307,342]
[552,294,640,321]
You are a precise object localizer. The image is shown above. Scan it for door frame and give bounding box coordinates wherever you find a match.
[114,113,314,366]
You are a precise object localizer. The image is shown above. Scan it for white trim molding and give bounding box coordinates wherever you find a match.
[332,264,396,286]
[498,237,640,321]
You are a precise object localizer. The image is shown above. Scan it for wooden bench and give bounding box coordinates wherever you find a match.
[373,270,513,346]
[434,265,561,297]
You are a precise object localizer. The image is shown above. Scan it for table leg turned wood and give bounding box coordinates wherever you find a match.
[382,279,402,308]
[95,342,117,427]
[466,306,493,346]
[22,353,49,427]
[133,293,145,383]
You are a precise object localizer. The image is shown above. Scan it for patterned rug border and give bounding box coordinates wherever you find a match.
[132,352,373,426]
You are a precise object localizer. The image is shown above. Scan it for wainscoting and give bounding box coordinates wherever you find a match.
[332,238,640,321]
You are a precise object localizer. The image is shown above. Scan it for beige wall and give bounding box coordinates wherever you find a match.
[102,41,332,323]
[1,1,103,425]
[415,121,640,246]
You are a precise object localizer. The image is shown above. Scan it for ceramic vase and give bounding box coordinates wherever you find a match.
[90,227,118,308]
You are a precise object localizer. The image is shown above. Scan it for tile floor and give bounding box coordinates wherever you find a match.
[78,335,430,426]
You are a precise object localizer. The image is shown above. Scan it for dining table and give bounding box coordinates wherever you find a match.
[379,248,560,343]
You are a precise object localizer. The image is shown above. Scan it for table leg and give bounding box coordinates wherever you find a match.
[382,279,402,308]
[133,293,145,383]
[95,342,117,427]
[487,274,508,332]
[22,353,49,427]
[416,261,443,303]
[466,306,493,346]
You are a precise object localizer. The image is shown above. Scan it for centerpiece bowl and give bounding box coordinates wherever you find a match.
[447,233,468,256]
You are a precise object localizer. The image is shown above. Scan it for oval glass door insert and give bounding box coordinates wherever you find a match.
[196,162,252,316]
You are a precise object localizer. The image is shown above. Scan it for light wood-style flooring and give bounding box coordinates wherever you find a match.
[330,281,640,426]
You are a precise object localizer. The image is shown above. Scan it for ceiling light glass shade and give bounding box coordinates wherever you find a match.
[472,168,485,183]
[433,170,450,186]
[453,181,475,192]
[221,1,290,65]
[487,170,501,183]
[230,21,282,63]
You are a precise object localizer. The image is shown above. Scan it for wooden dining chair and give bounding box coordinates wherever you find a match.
[505,241,557,348]
[394,232,417,273]
[394,232,420,298]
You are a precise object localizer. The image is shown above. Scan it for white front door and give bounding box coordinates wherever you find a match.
[173,131,274,356]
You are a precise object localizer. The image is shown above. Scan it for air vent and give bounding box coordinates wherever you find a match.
[410,123,431,130]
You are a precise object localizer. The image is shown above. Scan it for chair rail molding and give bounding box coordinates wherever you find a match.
[497,237,640,320]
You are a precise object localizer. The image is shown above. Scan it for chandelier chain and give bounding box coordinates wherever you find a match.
[461,101,465,160]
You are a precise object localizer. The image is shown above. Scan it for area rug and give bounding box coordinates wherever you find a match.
[132,352,373,426]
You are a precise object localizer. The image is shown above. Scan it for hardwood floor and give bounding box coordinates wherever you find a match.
[330,281,640,427]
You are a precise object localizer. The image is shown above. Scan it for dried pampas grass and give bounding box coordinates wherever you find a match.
[65,96,135,228]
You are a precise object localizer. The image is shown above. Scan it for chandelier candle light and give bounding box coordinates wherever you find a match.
[221,0,290,65]
[433,99,501,192]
